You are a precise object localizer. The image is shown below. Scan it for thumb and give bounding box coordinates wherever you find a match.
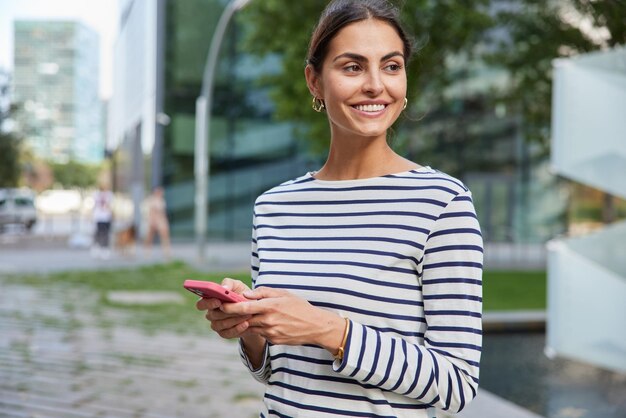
[243,286,284,300]
[221,278,249,294]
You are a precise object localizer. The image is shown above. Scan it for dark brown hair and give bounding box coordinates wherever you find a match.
[306,0,413,74]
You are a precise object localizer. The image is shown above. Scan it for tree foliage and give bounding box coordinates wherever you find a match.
[0,129,22,188]
[0,71,22,188]
[238,0,494,154]
[49,159,101,189]
[486,0,626,146]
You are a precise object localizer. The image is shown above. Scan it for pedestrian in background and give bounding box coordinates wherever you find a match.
[91,183,114,259]
[195,0,483,416]
[144,186,171,259]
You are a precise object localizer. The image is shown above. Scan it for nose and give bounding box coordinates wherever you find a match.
[362,69,384,96]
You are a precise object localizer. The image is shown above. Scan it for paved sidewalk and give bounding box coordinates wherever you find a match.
[0,236,546,418]
[0,236,251,274]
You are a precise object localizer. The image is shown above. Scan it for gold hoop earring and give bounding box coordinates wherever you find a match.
[403,98,408,110]
[312,97,325,112]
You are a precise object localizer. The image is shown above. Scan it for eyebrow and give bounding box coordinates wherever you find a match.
[333,51,405,63]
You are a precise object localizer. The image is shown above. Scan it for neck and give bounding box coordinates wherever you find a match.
[315,133,410,181]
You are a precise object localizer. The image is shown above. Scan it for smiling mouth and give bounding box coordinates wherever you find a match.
[353,104,387,112]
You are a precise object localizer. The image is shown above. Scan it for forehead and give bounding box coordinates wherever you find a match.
[326,19,404,60]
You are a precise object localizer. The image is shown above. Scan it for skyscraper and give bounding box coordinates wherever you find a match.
[13,20,103,163]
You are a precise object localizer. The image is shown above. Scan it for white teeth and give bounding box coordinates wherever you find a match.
[354,104,386,112]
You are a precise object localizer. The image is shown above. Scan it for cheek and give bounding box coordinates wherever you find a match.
[323,77,357,100]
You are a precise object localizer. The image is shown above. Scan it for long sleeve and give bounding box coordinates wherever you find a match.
[332,190,483,413]
[239,211,271,383]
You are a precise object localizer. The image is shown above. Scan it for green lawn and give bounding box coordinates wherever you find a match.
[2,261,250,335]
[482,270,546,311]
[2,262,546,334]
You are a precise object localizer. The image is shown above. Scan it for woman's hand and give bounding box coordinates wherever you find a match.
[222,286,346,354]
[195,278,252,339]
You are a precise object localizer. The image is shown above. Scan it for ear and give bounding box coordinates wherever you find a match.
[305,65,323,98]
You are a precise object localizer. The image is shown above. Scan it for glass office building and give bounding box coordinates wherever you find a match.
[13,20,103,163]
[109,0,313,240]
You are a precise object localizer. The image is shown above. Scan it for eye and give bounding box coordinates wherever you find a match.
[343,64,362,73]
[384,63,403,72]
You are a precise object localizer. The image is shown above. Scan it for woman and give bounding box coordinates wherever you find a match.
[91,183,114,259]
[196,1,483,416]
[144,186,171,258]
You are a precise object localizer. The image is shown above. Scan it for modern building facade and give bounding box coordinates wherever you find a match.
[109,0,311,240]
[13,20,104,163]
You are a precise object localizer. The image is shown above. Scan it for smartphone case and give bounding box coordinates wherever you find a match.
[183,280,247,303]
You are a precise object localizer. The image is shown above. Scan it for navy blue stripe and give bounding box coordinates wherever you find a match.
[261,258,416,275]
[453,195,473,202]
[350,328,368,378]
[266,409,288,417]
[259,270,420,291]
[256,210,438,220]
[444,373,453,411]
[255,198,447,207]
[428,326,482,335]
[256,223,429,235]
[376,338,395,387]
[267,283,423,307]
[289,176,316,185]
[422,277,481,286]
[267,380,394,406]
[428,228,482,238]
[424,245,483,255]
[417,369,435,400]
[455,367,466,411]
[430,349,481,368]
[440,211,478,219]
[312,301,426,322]
[423,294,482,302]
[402,345,422,396]
[265,184,459,195]
[256,235,424,250]
[384,173,467,191]
[389,339,409,392]
[425,338,481,352]
[362,330,382,383]
[261,247,421,265]
[369,326,424,339]
[264,393,398,418]
[424,310,482,318]
[271,365,411,394]
[271,352,333,366]
[423,261,483,270]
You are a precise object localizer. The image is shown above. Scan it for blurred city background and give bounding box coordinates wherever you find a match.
[0,0,625,417]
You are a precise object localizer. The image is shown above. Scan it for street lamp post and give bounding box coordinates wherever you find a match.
[195,0,252,261]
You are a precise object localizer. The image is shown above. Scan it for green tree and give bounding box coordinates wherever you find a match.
[0,128,22,188]
[487,0,626,147]
[238,0,494,154]
[0,71,22,188]
[49,159,101,189]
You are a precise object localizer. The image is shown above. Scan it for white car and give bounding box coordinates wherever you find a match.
[0,188,38,232]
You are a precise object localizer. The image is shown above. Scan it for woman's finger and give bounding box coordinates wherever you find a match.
[196,297,222,311]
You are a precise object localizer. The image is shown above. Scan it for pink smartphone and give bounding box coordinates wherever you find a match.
[183,280,247,303]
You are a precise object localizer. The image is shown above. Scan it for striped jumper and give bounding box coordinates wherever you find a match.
[239,167,483,418]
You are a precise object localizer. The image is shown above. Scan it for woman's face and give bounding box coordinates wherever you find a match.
[307,19,407,142]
